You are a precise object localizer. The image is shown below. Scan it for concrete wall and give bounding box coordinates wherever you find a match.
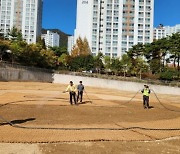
[53,74,180,95]
[0,67,179,95]
[0,68,53,82]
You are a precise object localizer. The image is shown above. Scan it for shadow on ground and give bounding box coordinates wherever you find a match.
[0,118,36,126]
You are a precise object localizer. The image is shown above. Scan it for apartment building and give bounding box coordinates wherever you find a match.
[153,24,166,40]
[0,0,43,44]
[41,30,60,47]
[67,36,74,54]
[154,24,180,40]
[165,24,180,36]
[72,0,154,57]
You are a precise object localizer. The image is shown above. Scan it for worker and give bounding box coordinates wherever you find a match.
[64,81,77,105]
[77,81,84,103]
[141,85,151,109]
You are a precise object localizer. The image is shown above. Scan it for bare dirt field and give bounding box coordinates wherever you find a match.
[0,82,180,154]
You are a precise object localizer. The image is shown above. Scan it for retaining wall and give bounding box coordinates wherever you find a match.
[0,67,179,95]
[53,74,180,95]
[0,68,53,82]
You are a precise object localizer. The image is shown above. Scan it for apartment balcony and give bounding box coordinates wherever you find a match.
[139,8,144,11]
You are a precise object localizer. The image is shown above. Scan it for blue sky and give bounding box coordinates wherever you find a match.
[43,0,180,35]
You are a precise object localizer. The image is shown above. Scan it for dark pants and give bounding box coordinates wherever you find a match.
[143,95,149,108]
[77,91,83,102]
[70,92,77,105]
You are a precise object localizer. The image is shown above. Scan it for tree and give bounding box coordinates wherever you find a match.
[71,45,79,57]
[68,55,94,71]
[110,58,122,75]
[83,38,91,55]
[50,46,68,57]
[168,33,180,72]
[58,53,69,67]
[40,49,57,68]
[120,54,132,76]
[104,56,111,70]
[8,27,23,41]
[9,41,25,62]
[159,38,170,68]
[127,43,146,75]
[0,29,4,39]
[144,42,161,74]
[127,43,145,59]
[37,36,46,49]
[135,58,149,79]
[0,39,10,61]
[83,55,94,71]
[71,37,91,56]
[9,40,57,68]
[94,52,104,73]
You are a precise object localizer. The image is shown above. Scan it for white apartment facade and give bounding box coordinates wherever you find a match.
[73,0,154,57]
[153,24,166,40]
[41,30,60,47]
[0,0,43,44]
[154,24,180,40]
[67,36,74,54]
[165,24,180,36]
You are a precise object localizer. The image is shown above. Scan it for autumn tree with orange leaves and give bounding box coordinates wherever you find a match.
[71,37,91,57]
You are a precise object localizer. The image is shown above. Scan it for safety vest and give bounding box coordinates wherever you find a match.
[143,88,150,96]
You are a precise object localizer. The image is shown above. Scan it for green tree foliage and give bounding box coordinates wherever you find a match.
[40,49,57,68]
[104,56,111,70]
[0,30,5,39]
[168,33,180,72]
[104,56,123,75]
[8,27,23,41]
[144,39,167,74]
[110,58,122,75]
[9,41,27,64]
[159,67,179,81]
[1,27,180,81]
[121,54,132,70]
[94,52,104,73]
[127,43,148,75]
[7,35,57,68]
[50,46,68,57]
[58,53,69,68]
[0,39,10,61]
[37,36,46,49]
[68,55,94,71]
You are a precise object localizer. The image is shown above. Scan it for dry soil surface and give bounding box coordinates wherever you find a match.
[0,82,180,154]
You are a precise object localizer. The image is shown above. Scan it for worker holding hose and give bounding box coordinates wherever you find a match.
[141,85,151,109]
[64,81,77,105]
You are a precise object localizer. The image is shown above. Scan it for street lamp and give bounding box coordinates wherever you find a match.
[5,50,13,66]
[6,50,12,53]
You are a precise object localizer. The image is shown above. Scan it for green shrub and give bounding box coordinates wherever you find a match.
[159,69,178,81]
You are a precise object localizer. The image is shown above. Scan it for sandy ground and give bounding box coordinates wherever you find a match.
[0,82,180,154]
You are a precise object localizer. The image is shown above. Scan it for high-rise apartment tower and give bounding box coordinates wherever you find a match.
[73,0,154,57]
[41,30,60,47]
[154,24,180,40]
[0,0,43,44]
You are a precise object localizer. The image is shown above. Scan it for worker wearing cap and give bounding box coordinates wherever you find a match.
[141,85,151,109]
[77,81,84,103]
[65,81,77,105]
